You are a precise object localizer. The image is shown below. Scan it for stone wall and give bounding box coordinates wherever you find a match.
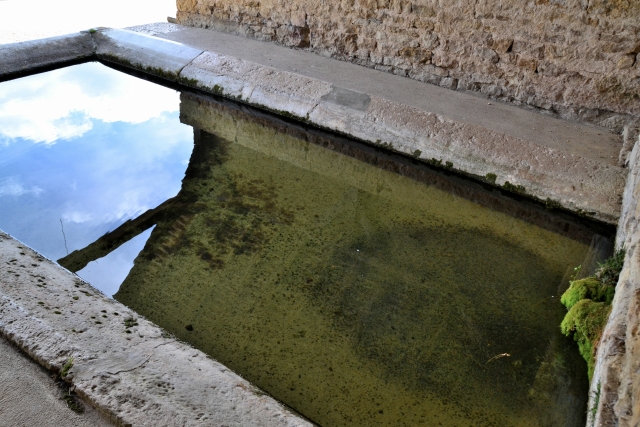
[176,0,640,154]
[590,133,640,427]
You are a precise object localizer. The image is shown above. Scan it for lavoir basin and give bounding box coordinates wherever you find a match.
[0,62,614,427]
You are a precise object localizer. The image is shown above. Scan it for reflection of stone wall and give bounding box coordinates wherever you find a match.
[176,0,640,134]
[179,91,612,245]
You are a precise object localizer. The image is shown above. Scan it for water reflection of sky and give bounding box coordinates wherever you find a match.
[0,62,193,296]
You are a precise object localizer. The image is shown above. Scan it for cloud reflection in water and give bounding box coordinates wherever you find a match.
[0,62,193,296]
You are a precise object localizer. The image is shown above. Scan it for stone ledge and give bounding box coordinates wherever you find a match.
[104,26,627,224]
[94,28,204,81]
[0,26,626,223]
[0,231,314,427]
[0,32,94,81]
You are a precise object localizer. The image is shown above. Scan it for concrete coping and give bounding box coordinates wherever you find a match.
[0,25,626,223]
[0,231,314,426]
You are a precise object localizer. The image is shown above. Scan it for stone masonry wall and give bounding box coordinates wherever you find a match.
[590,133,640,427]
[176,0,640,156]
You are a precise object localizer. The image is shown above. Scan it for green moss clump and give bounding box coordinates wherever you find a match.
[544,198,562,210]
[503,181,526,194]
[560,277,615,310]
[560,250,625,381]
[560,300,611,380]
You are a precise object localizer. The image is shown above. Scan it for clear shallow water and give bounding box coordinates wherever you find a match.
[1,63,607,426]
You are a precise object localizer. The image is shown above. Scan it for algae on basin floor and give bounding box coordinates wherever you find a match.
[104,95,593,426]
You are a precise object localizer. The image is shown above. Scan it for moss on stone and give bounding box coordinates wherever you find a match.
[560,299,611,380]
[503,181,526,195]
[561,277,614,310]
[560,250,625,381]
[179,76,200,87]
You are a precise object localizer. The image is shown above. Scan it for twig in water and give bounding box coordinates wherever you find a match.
[534,295,556,306]
[486,353,510,364]
[60,219,69,255]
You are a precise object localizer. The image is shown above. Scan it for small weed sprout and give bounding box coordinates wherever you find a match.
[595,249,625,287]
[571,265,582,281]
[61,357,74,377]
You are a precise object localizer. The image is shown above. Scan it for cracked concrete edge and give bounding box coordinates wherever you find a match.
[0,230,315,427]
[0,27,624,222]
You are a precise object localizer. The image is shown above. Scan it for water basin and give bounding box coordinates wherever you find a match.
[0,62,613,427]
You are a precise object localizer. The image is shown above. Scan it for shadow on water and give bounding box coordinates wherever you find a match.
[310,224,587,419]
[59,91,604,427]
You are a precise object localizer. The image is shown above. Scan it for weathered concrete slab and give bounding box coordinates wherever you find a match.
[308,94,626,223]
[151,25,623,165]
[138,24,626,223]
[0,336,114,426]
[0,231,314,427]
[180,51,332,119]
[0,32,94,81]
[94,28,203,81]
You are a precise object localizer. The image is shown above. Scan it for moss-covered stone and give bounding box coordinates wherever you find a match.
[560,250,625,381]
[561,277,615,310]
[560,299,611,380]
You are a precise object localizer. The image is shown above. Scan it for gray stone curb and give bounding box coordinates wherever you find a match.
[0,32,94,80]
[94,29,204,81]
[0,231,314,427]
[0,26,625,223]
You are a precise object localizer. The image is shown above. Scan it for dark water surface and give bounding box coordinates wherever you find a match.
[1,63,607,426]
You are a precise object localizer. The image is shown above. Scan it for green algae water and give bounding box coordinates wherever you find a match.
[3,64,609,426]
[94,93,598,427]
